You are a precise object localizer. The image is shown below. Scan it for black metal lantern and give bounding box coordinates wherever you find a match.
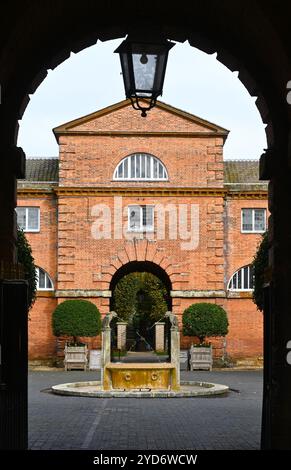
[115,35,175,117]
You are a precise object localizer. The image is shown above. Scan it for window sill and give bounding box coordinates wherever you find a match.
[22,229,40,233]
[241,230,266,234]
[128,229,155,233]
[36,290,55,298]
[227,291,253,299]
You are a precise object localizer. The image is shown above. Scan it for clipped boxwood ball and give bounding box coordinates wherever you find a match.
[52,299,101,342]
[182,302,228,343]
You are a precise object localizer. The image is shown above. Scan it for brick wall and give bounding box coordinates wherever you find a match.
[29,295,57,359]
[59,134,224,188]
[226,297,263,360]
[17,195,57,285]
[224,197,268,284]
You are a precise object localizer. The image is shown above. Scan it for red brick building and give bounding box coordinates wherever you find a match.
[17,100,267,364]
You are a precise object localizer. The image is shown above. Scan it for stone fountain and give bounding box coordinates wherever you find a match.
[102,311,180,392]
[51,311,229,398]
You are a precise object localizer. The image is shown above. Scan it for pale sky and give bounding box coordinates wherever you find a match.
[18,39,266,159]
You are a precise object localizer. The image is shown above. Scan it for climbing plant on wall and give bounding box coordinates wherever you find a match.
[252,230,269,312]
[17,227,37,310]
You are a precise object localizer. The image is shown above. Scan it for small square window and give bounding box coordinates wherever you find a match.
[241,208,266,233]
[16,207,40,232]
[128,205,154,232]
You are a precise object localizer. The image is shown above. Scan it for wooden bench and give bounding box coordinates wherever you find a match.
[64,344,88,371]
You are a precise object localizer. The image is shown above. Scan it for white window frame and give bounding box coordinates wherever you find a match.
[128,205,154,232]
[241,208,266,233]
[113,153,168,181]
[228,265,254,291]
[16,206,40,232]
[36,267,54,291]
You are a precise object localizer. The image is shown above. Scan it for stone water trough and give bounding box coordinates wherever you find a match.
[103,362,179,391]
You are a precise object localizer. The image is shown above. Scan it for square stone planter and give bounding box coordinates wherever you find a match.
[89,349,101,370]
[64,344,88,371]
[189,345,212,371]
[180,350,190,370]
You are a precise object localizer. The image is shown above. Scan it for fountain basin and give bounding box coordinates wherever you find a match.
[103,362,178,391]
[51,380,229,398]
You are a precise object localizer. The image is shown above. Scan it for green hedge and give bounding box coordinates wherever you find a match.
[182,302,228,343]
[52,299,101,343]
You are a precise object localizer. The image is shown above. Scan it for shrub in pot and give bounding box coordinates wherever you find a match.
[182,303,228,370]
[52,300,102,370]
[182,302,228,343]
[52,299,102,344]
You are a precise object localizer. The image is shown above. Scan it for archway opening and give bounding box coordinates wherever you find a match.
[110,262,172,357]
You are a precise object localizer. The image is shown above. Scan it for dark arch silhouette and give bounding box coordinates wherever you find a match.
[1,0,291,451]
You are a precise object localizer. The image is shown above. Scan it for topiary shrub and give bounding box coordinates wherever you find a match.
[182,302,229,344]
[52,299,101,344]
[252,230,269,312]
[16,227,37,310]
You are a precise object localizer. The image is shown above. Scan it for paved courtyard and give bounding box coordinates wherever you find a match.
[28,369,262,450]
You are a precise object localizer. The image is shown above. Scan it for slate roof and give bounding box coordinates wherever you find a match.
[224,159,268,190]
[20,158,59,182]
[224,160,259,184]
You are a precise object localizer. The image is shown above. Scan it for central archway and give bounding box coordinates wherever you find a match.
[110,260,172,298]
[110,261,172,353]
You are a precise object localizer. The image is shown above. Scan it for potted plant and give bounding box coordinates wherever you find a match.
[52,299,101,370]
[182,302,228,370]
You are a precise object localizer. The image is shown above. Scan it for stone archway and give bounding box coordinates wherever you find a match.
[1,1,291,449]
[97,238,188,318]
[109,260,172,353]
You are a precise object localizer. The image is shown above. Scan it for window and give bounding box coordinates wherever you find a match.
[128,205,154,231]
[241,208,266,233]
[114,154,168,180]
[36,267,53,291]
[228,265,254,291]
[16,207,40,232]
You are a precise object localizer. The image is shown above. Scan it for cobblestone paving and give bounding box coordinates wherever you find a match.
[28,369,262,450]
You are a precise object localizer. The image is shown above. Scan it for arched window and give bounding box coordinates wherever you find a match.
[228,265,254,291]
[113,153,168,180]
[36,267,54,291]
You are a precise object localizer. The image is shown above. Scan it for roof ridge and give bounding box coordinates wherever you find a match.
[26,156,59,160]
[224,159,259,162]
